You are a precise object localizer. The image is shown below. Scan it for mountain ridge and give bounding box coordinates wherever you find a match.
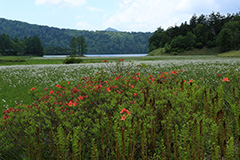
[0,17,152,54]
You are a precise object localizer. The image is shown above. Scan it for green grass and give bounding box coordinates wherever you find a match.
[218,50,240,57]
[0,55,240,115]
[0,55,223,66]
[148,47,220,56]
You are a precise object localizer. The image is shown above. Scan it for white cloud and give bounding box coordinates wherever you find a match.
[76,21,92,30]
[105,0,240,32]
[87,6,104,12]
[35,0,86,7]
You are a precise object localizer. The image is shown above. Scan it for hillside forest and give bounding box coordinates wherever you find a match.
[149,12,240,54]
[0,18,152,56]
[1,12,240,56]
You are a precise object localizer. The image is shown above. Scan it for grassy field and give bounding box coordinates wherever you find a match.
[0,55,240,159]
[0,55,239,114]
[0,54,226,65]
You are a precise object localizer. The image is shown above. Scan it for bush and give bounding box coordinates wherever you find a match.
[0,60,239,159]
[63,57,83,64]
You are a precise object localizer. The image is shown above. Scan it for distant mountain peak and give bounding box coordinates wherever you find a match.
[105,27,119,32]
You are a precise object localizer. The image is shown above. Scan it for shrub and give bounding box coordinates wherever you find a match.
[63,57,83,64]
[0,60,239,159]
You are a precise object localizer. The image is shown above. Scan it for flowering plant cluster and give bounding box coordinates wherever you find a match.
[0,59,239,159]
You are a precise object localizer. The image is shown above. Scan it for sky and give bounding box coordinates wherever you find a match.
[0,0,240,32]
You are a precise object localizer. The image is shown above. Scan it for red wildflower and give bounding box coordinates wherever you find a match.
[120,108,131,115]
[107,88,111,92]
[222,77,230,82]
[182,69,185,72]
[136,73,140,76]
[30,87,35,91]
[78,95,83,100]
[133,93,138,97]
[73,102,77,106]
[68,101,73,106]
[118,59,124,62]
[130,85,134,88]
[217,74,222,77]
[68,81,70,84]
[49,90,54,95]
[56,84,62,88]
[171,70,178,75]
[129,101,135,104]
[121,115,126,121]
[103,60,107,63]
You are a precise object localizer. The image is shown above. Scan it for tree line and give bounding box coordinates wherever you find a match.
[0,34,44,56]
[0,34,87,56]
[0,18,152,54]
[149,12,240,53]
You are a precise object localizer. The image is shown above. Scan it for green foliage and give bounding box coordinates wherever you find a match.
[70,36,87,55]
[0,60,240,159]
[217,20,240,52]
[0,18,152,54]
[63,57,83,64]
[149,11,240,54]
[0,33,44,56]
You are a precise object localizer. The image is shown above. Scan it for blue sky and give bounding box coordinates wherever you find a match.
[0,0,240,32]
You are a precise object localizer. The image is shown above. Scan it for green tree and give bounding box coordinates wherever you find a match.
[25,36,44,56]
[193,24,207,48]
[217,28,233,52]
[77,36,87,55]
[0,33,14,55]
[217,20,240,52]
[70,36,87,55]
[70,37,77,55]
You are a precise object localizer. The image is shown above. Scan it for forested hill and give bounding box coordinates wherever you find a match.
[149,12,240,54]
[0,18,152,54]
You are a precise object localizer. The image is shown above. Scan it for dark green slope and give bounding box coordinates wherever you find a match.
[0,18,152,54]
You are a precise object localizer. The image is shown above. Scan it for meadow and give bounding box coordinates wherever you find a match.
[0,55,240,159]
[0,55,239,114]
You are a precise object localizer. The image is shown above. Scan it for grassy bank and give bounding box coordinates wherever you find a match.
[218,50,240,57]
[148,47,220,56]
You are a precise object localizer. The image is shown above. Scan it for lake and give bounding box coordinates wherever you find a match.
[43,54,148,58]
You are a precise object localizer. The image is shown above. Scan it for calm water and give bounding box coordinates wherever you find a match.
[43,54,148,58]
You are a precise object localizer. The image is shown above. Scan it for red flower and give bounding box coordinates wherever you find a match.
[130,85,134,88]
[49,90,54,95]
[103,60,107,63]
[68,81,70,84]
[121,115,126,121]
[30,87,35,91]
[182,69,185,72]
[107,88,111,92]
[129,101,135,104]
[73,102,77,106]
[217,74,222,77]
[56,84,62,88]
[189,79,194,82]
[171,70,178,75]
[222,77,230,82]
[136,73,140,76]
[120,108,131,115]
[78,95,83,100]
[118,59,124,62]
[133,93,138,97]
[68,101,73,106]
